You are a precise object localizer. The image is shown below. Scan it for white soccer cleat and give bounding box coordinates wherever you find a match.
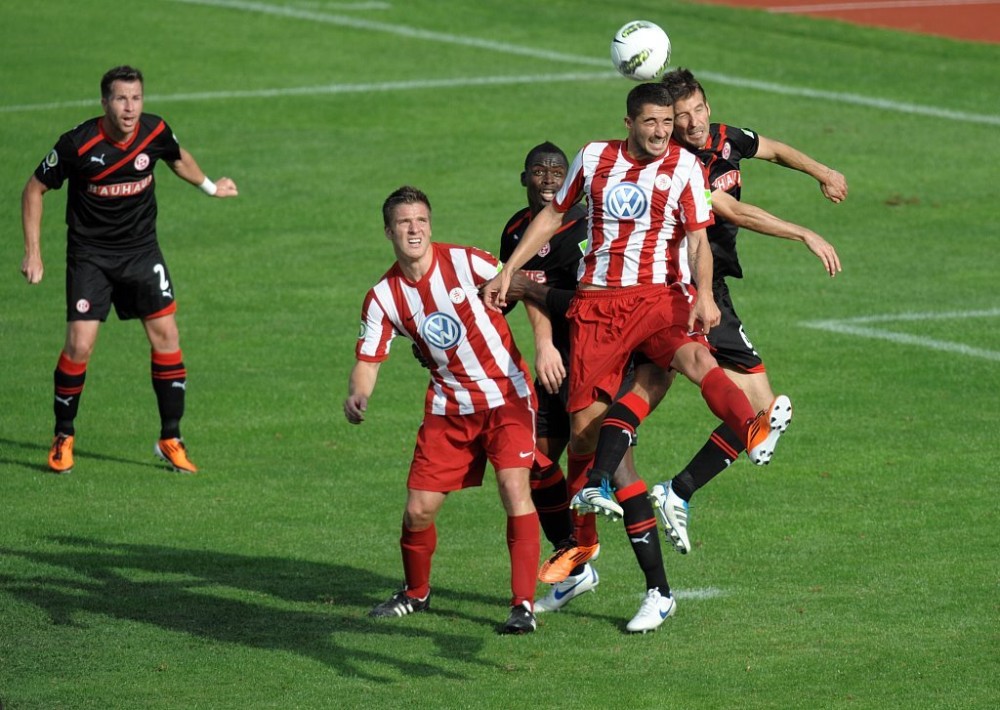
[746,395,793,466]
[570,479,623,520]
[626,588,676,633]
[534,563,599,613]
[650,482,690,554]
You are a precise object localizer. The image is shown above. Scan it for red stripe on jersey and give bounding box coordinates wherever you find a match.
[355,244,531,415]
[77,132,104,157]
[506,211,530,236]
[91,120,166,182]
[569,140,711,288]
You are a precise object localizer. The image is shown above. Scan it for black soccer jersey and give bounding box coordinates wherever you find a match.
[34,113,182,254]
[499,204,587,362]
[696,123,760,280]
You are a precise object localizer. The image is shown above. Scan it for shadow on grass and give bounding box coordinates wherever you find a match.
[0,536,506,682]
[0,437,169,475]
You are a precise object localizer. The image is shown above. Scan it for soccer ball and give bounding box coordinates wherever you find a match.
[610,20,672,82]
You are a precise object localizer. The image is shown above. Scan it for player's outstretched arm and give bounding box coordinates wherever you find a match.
[755,135,847,204]
[482,204,564,312]
[20,175,48,284]
[344,360,381,424]
[168,147,239,198]
[712,191,841,276]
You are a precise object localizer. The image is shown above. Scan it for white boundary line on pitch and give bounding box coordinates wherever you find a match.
[801,308,1000,361]
[2,0,998,127]
[769,0,1000,14]
[672,587,727,601]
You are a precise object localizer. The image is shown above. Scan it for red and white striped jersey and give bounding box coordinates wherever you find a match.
[553,138,714,288]
[355,243,534,416]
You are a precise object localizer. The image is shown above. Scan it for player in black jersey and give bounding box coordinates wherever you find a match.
[21,65,238,474]
[650,68,848,553]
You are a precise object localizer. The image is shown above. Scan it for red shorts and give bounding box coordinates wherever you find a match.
[566,283,707,412]
[408,397,537,492]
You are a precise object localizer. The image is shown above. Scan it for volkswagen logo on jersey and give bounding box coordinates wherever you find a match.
[604,182,648,221]
[420,312,463,350]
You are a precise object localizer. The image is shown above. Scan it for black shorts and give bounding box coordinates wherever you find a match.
[535,377,570,440]
[706,279,765,373]
[66,247,177,322]
[534,355,639,441]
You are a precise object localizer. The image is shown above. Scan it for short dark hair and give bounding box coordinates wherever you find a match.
[382,186,431,227]
[523,141,568,172]
[626,82,674,119]
[661,67,707,104]
[101,65,144,100]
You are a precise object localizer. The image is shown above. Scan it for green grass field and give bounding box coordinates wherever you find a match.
[1,1,998,708]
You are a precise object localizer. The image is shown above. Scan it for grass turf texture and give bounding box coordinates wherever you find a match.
[1,1,998,708]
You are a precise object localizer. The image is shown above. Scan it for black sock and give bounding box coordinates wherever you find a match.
[619,481,669,594]
[530,463,575,549]
[54,353,87,436]
[151,350,186,439]
[588,399,644,487]
[671,424,744,501]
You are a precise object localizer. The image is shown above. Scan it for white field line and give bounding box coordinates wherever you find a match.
[3,0,998,127]
[672,587,727,601]
[769,0,1000,14]
[801,308,1000,361]
[0,73,616,114]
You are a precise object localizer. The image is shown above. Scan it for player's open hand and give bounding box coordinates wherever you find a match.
[534,342,566,395]
[802,231,842,277]
[480,271,511,313]
[690,292,721,335]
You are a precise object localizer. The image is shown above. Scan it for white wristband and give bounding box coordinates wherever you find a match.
[199,177,218,196]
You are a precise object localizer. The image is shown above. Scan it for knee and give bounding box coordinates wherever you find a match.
[403,504,436,531]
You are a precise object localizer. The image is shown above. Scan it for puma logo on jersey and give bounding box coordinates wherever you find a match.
[629,532,651,544]
[54,394,74,407]
[90,154,106,166]
[171,381,187,391]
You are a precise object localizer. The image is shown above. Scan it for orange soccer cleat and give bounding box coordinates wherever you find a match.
[538,542,601,584]
[48,434,75,473]
[155,437,199,473]
[746,395,793,466]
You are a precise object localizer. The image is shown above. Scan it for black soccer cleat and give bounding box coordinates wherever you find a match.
[369,589,430,618]
[502,601,537,634]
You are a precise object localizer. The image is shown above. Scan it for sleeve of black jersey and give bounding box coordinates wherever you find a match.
[157,118,183,163]
[731,124,761,161]
[34,134,74,190]
[498,210,524,264]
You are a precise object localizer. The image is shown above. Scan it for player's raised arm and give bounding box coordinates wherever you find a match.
[711,190,841,277]
[167,147,239,198]
[481,203,564,312]
[755,135,847,204]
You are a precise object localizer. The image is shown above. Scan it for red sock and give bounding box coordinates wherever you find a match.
[400,523,436,599]
[700,367,756,440]
[567,450,598,547]
[507,512,540,608]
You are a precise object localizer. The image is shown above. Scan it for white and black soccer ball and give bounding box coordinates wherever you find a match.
[610,20,672,82]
